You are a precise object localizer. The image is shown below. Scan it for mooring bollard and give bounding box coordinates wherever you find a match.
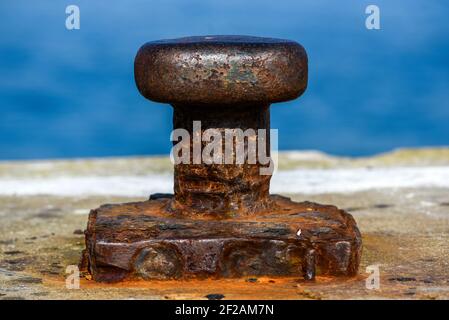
[81,36,362,282]
[134,35,307,216]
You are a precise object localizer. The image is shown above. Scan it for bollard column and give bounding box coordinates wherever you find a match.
[170,103,272,216]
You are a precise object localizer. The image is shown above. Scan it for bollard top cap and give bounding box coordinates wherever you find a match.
[134,35,308,105]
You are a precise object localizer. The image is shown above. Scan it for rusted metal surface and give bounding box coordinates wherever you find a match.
[134,35,308,105]
[84,195,361,282]
[83,35,362,282]
[171,103,272,216]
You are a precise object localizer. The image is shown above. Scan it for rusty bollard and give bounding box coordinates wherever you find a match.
[82,36,362,282]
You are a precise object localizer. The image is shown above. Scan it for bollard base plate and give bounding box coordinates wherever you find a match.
[81,195,362,282]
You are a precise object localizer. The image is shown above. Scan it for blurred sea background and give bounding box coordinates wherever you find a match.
[0,0,448,160]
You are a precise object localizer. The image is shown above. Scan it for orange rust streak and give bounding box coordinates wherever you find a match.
[43,275,366,300]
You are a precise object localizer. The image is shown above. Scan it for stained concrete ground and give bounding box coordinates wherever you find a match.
[0,148,448,300]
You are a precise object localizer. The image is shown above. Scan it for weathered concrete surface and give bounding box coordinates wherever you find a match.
[0,148,448,299]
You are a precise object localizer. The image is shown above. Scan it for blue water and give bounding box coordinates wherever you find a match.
[0,1,448,160]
